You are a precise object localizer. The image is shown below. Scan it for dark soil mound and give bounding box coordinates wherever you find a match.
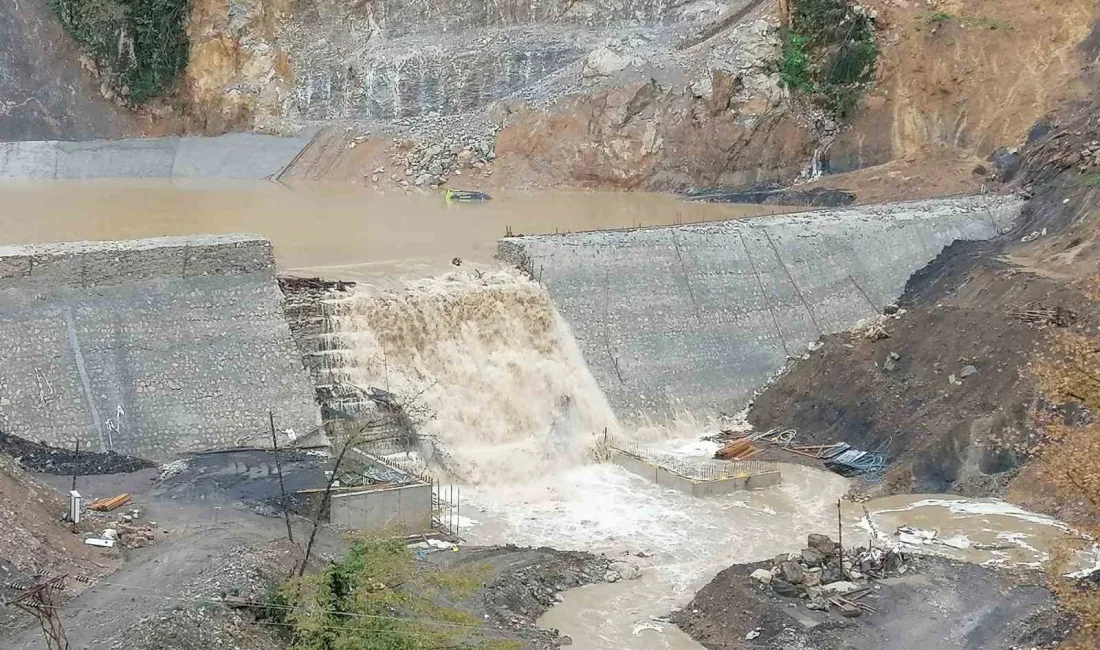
[686,186,856,207]
[0,430,155,475]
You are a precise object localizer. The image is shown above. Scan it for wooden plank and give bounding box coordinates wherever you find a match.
[89,493,132,512]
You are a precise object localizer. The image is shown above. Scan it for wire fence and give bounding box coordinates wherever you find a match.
[610,440,777,481]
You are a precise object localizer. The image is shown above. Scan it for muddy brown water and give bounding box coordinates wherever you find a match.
[460,440,1099,650]
[0,179,793,284]
[3,179,1096,649]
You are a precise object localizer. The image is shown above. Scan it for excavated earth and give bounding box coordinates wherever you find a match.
[750,24,1100,528]
[673,555,1075,650]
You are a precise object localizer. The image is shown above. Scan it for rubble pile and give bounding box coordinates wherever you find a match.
[84,507,164,550]
[751,533,905,616]
[386,133,499,189]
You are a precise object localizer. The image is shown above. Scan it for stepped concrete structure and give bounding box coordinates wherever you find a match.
[499,194,1024,420]
[0,235,320,458]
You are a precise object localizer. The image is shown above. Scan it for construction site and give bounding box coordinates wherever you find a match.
[2,0,1100,648]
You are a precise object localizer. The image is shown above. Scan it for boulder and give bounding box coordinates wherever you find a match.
[771,579,800,597]
[583,47,634,78]
[609,561,641,581]
[802,568,821,587]
[750,568,773,584]
[806,595,828,611]
[807,534,836,555]
[604,570,621,583]
[779,560,804,584]
[821,565,843,584]
[821,581,858,596]
[801,548,826,567]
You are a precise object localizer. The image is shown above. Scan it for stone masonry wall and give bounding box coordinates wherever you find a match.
[499,195,1025,422]
[0,235,320,459]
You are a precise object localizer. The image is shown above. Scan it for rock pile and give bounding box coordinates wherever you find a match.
[86,508,164,550]
[388,132,498,189]
[751,534,905,614]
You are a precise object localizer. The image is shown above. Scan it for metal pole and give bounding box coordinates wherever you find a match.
[270,412,295,544]
[837,499,844,578]
[70,439,80,492]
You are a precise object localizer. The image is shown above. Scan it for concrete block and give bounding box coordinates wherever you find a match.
[55,138,179,178]
[0,141,58,179]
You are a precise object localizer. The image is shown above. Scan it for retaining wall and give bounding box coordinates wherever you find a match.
[0,235,320,458]
[0,133,315,180]
[499,195,1023,421]
[610,449,781,495]
[329,484,433,534]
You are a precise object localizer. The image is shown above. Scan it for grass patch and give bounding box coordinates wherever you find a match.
[427,563,492,599]
[923,11,956,25]
[1078,173,1100,188]
[921,11,1006,30]
[278,538,513,649]
[53,0,189,103]
[778,0,879,122]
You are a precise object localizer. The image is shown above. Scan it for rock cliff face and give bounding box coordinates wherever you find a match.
[491,19,813,190]
[0,0,135,140]
[182,0,1096,192]
[185,0,754,132]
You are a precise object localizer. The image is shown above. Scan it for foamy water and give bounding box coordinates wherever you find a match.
[319,267,1098,650]
[323,269,622,483]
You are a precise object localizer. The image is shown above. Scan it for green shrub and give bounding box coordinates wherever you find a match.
[53,0,189,103]
[778,33,812,92]
[279,537,506,650]
[778,0,878,122]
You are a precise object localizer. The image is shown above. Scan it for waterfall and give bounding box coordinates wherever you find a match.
[321,269,622,484]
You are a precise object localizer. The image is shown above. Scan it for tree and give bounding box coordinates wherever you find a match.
[295,384,437,577]
[1031,278,1100,647]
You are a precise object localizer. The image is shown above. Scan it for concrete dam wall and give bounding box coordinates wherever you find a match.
[498,195,1024,421]
[0,133,315,180]
[0,235,319,458]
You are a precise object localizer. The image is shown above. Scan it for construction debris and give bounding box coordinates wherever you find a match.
[714,428,887,477]
[753,533,907,618]
[714,428,795,459]
[714,438,760,460]
[88,493,132,512]
[789,442,886,476]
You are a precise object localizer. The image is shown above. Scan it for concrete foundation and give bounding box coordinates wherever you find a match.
[329,483,433,534]
[610,449,780,496]
[499,195,1023,421]
[0,235,320,458]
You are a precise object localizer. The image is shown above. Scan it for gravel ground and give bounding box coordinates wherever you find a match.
[672,555,1075,650]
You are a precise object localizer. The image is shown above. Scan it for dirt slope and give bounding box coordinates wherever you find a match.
[828,0,1094,172]
[749,22,1100,522]
[0,454,119,636]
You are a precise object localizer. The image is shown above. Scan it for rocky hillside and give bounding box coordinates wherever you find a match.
[5,0,1092,195]
[178,0,1094,193]
[0,1,134,140]
[750,20,1100,527]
